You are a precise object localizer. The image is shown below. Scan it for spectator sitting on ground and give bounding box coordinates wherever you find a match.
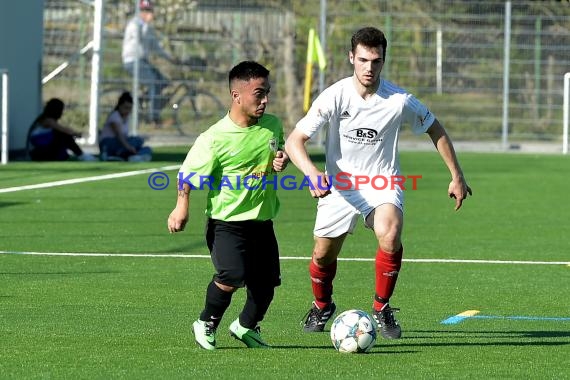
[99,91,152,162]
[28,98,96,162]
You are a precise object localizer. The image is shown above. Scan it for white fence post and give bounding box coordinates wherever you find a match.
[88,0,104,145]
[502,1,511,150]
[1,70,8,165]
[436,25,442,95]
[132,0,140,136]
[562,72,570,154]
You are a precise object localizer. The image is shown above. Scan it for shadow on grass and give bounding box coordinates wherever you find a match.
[217,345,409,354]
[384,340,569,348]
[0,270,121,275]
[151,151,188,163]
[0,201,26,209]
[262,330,570,351]
[159,239,209,254]
[407,329,570,339]
[385,329,570,348]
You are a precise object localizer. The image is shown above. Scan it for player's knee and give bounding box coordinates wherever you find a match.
[374,221,401,249]
[216,269,246,290]
[312,250,336,266]
[377,232,401,254]
[312,236,343,266]
[214,281,238,293]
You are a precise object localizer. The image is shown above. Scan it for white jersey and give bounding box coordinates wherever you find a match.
[296,77,435,189]
[122,16,171,64]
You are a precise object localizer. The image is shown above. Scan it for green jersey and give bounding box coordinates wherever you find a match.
[179,113,284,222]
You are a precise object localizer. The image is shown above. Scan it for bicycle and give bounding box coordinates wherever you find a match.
[100,73,225,137]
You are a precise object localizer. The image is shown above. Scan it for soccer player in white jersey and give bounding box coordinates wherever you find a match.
[168,61,289,350]
[285,27,472,339]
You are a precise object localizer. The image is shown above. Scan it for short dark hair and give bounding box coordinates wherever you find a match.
[351,27,388,60]
[228,61,269,90]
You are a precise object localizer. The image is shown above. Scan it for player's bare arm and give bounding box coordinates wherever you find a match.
[426,119,472,211]
[167,180,190,233]
[285,129,331,198]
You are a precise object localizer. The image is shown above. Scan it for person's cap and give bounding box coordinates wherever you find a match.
[139,0,154,11]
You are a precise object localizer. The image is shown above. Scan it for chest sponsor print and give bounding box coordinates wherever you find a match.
[342,128,382,146]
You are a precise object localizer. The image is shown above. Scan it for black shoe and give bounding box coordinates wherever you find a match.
[373,305,402,339]
[301,301,336,332]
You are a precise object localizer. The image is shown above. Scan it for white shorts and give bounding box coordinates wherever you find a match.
[313,187,404,238]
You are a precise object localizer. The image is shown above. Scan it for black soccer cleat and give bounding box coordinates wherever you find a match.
[301,301,337,332]
[373,305,402,339]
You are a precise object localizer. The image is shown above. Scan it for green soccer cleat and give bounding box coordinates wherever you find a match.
[192,320,217,350]
[229,319,270,348]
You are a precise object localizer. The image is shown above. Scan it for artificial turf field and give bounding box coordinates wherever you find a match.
[1,146,569,379]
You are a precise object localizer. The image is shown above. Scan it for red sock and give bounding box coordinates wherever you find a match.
[309,260,337,309]
[373,246,403,311]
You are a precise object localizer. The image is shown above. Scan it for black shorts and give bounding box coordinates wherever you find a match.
[206,218,281,288]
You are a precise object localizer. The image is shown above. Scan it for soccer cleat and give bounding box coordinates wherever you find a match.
[301,301,337,332]
[192,320,217,350]
[229,319,270,348]
[373,305,402,339]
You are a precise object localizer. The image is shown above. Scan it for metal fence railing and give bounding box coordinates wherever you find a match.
[41,0,570,149]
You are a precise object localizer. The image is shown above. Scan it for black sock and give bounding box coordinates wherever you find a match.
[199,281,233,328]
[239,286,274,329]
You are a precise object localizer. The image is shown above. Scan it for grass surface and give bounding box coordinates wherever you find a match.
[1,147,569,379]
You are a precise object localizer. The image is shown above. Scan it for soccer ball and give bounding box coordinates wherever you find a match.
[330,309,378,353]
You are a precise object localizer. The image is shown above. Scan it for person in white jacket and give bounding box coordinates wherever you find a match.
[122,0,175,128]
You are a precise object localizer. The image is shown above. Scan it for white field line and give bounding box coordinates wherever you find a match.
[0,250,569,265]
[2,169,569,267]
[0,165,179,193]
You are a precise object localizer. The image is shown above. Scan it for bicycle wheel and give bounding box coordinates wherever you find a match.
[172,90,226,136]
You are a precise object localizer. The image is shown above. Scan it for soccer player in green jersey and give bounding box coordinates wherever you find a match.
[167,61,289,350]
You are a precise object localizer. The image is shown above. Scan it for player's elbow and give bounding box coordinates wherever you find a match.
[426,119,446,137]
[285,130,309,154]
